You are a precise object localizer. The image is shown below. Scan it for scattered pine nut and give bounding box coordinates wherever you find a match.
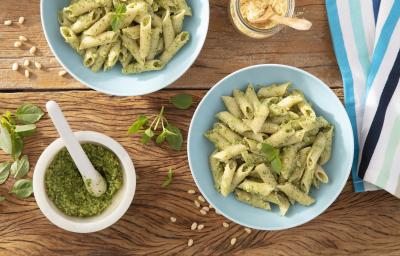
[230,237,237,246]
[215,209,222,215]
[4,20,12,26]
[202,206,210,212]
[187,239,193,247]
[200,209,207,215]
[197,224,204,230]
[23,59,30,67]
[14,41,22,48]
[198,195,205,203]
[209,204,213,209]
[187,189,195,194]
[244,227,252,234]
[34,61,42,69]
[12,63,19,71]
[58,70,67,76]
[222,222,229,228]
[190,222,197,230]
[19,35,27,41]
[24,69,30,78]
[18,17,25,24]
[29,46,37,54]
[194,200,200,208]
[170,217,176,223]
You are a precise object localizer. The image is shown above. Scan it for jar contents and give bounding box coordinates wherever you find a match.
[45,143,123,217]
[239,0,288,29]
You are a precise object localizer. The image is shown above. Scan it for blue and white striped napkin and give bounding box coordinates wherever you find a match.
[326,0,400,198]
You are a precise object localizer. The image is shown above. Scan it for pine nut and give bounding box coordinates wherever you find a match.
[12,63,19,71]
[187,189,195,194]
[198,195,205,203]
[34,62,42,69]
[170,217,176,223]
[194,200,200,208]
[222,222,229,228]
[58,70,67,76]
[29,46,37,54]
[187,239,193,247]
[4,20,12,26]
[244,227,251,234]
[24,69,30,78]
[19,35,27,41]
[230,237,237,246]
[18,17,25,24]
[215,209,222,215]
[200,209,207,215]
[209,204,213,209]
[190,222,197,230]
[202,206,209,212]
[197,224,204,230]
[23,59,30,67]
[14,41,22,48]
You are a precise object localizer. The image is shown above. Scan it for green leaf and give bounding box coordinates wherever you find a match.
[161,168,173,188]
[156,130,167,144]
[165,124,183,151]
[170,93,193,110]
[260,143,279,162]
[0,162,11,184]
[128,115,148,135]
[0,195,5,202]
[111,3,127,31]
[271,157,282,174]
[15,124,36,137]
[10,155,30,179]
[15,104,44,124]
[0,125,12,155]
[144,128,154,138]
[140,133,151,144]
[11,134,23,160]
[11,179,33,199]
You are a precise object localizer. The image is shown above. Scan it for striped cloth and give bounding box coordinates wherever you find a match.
[326,0,400,197]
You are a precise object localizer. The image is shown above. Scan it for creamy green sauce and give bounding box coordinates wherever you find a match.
[45,143,123,217]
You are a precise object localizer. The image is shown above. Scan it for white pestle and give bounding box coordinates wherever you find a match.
[46,100,107,197]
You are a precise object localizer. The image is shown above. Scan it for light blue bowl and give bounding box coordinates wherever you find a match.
[188,64,354,230]
[40,0,209,96]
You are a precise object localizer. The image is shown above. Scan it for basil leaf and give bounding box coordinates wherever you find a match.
[261,143,279,162]
[11,155,30,179]
[0,125,12,155]
[161,168,173,188]
[15,124,36,137]
[15,104,44,124]
[128,115,148,135]
[165,124,183,151]
[170,93,193,110]
[0,195,5,202]
[271,157,282,174]
[11,179,33,199]
[0,162,11,184]
[156,130,167,144]
[140,133,151,144]
[144,128,154,138]
[11,134,23,160]
[111,4,126,31]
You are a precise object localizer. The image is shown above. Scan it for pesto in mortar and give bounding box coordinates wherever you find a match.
[45,143,123,217]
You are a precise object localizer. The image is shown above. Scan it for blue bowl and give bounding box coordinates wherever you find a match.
[40,0,209,96]
[188,64,354,230]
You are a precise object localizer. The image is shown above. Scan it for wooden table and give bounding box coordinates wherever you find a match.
[1,0,399,255]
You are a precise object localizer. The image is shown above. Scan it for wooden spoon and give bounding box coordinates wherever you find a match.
[248,6,312,31]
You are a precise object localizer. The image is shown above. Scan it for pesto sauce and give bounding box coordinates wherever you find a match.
[45,143,123,217]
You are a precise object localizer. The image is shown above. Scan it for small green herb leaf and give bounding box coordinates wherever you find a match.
[161,168,173,188]
[11,179,33,199]
[128,115,148,135]
[10,155,29,179]
[11,134,23,160]
[15,104,44,124]
[0,195,5,202]
[140,133,151,144]
[165,124,183,150]
[261,143,279,162]
[0,125,12,154]
[111,3,127,31]
[170,93,193,110]
[0,162,11,184]
[15,124,36,137]
[144,128,154,138]
[156,130,167,144]
[271,157,282,174]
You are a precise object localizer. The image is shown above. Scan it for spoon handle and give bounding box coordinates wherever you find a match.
[270,15,312,31]
[46,101,107,197]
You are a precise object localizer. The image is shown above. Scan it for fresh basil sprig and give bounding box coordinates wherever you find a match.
[128,106,183,151]
[0,163,11,184]
[170,93,193,110]
[111,4,127,31]
[161,168,173,188]
[260,143,282,174]
[11,179,33,199]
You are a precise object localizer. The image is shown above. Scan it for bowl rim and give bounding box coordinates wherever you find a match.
[187,63,354,230]
[40,0,210,96]
[33,131,136,233]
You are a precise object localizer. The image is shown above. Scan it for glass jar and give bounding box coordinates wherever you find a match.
[229,0,295,39]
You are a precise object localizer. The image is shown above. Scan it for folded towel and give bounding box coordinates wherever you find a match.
[327,0,400,197]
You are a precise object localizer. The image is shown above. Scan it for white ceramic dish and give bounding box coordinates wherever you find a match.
[33,131,136,233]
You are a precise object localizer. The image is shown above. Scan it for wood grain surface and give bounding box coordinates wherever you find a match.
[0,0,400,255]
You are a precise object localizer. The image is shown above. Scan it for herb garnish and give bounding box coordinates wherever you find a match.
[111,4,127,31]
[161,168,173,188]
[260,143,282,174]
[11,179,33,199]
[170,93,193,110]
